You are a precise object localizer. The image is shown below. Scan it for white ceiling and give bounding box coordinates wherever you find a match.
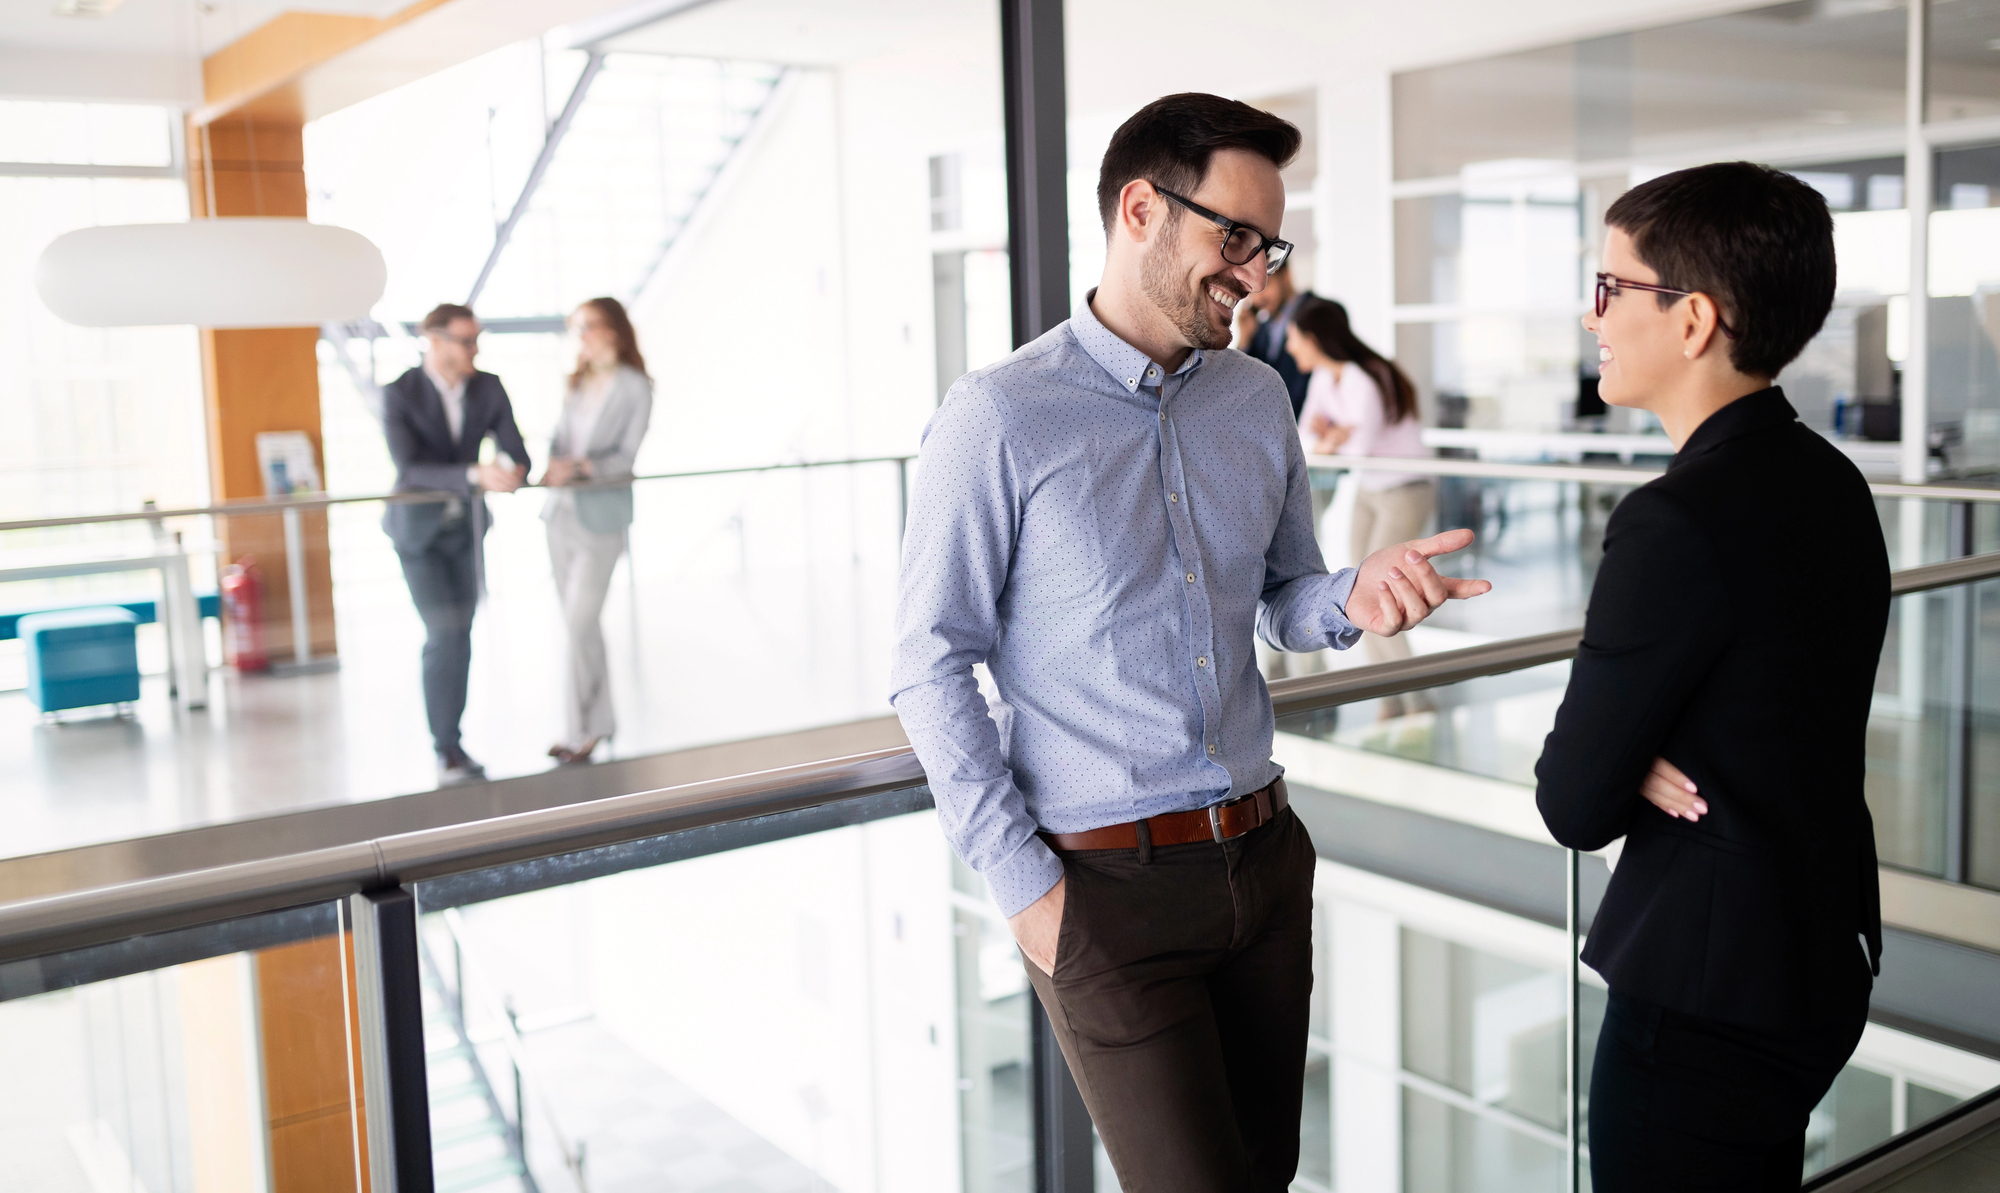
[592,0,995,66]
[3,0,397,58]
[0,0,404,105]
[0,0,1785,113]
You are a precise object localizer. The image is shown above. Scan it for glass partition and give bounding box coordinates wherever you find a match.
[0,456,905,858]
[1275,571,2000,1189]
[0,904,364,1193]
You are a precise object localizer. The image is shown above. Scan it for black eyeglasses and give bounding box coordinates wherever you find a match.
[1153,186,1293,275]
[1595,272,1737,339]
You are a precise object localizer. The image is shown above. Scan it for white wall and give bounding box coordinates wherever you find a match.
[586,815,961,1193]
[629,1,1006,470]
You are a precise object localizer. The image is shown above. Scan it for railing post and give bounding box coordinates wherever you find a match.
[1031,993,1094,1193]
[1000,0,1070,350]
[1944,500,1974,882]
[1567,846,1582,1192]
[351,887,436,1193]
[282,503,312,666]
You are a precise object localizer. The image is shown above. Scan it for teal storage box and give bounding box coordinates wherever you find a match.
[21,606,141,713]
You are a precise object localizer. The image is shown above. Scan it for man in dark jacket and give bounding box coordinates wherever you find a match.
[381,303,530,784]
[1536,163,1888,1191]
[1236,259,1313,417]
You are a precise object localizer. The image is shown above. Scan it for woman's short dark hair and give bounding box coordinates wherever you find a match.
[1604,162,1835,379]
[1290,297,1420,425]
[1096,93,1301,233]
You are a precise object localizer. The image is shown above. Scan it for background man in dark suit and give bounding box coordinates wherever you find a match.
[1535,163,1888,1191]
[381,303,530,784]
[1235,259,1313,417]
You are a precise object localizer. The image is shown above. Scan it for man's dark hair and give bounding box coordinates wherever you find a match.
[1097,93,1301,233]
[1604,162,1834,379]
[421,302,476,332]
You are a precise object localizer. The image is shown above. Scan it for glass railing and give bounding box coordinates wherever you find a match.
[0,456,909,858]
[3,553,1997,1193]
[11,445,2000,863]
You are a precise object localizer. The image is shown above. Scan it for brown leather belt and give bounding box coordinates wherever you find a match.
[1040,778,1289,853]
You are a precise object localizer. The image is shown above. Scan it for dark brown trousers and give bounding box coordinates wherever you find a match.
[1024,807,1316,1193]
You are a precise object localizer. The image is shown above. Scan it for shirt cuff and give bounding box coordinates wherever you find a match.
[1327,566,1363,650]
[465,464,481,486]
[983,835,1068,918]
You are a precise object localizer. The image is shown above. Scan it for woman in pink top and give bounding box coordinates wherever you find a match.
[1286,298,1437,690]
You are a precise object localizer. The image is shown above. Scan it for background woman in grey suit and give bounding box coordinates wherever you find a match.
[540,297,653,764]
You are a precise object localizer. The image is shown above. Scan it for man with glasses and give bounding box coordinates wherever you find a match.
[381,302,530,785]
[892,93,1489,1191]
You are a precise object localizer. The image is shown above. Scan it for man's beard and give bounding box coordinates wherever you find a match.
[1141,239,1235,352]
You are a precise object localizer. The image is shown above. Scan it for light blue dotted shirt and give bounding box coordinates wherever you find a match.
[889,293,1362,916]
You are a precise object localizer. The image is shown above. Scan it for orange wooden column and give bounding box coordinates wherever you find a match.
[186,113,338,661]
[255,932,373,1192]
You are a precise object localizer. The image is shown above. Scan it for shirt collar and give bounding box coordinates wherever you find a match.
[1072,288,1205,395]
[1670,386,1797,469]
[424,364,468,401]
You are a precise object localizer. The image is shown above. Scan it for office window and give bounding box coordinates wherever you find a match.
[0,176,203,526]
[1391,1,1910,439]
[0,100,174,169]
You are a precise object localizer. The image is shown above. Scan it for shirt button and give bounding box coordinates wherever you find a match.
[1159,413,1165,422]
[1207,743,1217,755]
[1186,572,1196,583]
[1197,656,1207,668]
[1169,493,1179,503]
[1126,378,1136,387]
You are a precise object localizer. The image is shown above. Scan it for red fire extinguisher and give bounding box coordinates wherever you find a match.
[221,556,269,672]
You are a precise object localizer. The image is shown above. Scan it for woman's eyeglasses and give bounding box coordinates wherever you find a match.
[1594,272,1737,339]
[1153,186,1294,275]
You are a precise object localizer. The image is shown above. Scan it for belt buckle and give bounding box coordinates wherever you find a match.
[1207,789,1254,843]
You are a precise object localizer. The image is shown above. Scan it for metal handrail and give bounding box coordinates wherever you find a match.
[1309,452,2000,502]
[2,550,1998,964]
[5,450,2000,537]
[0,455,918,534]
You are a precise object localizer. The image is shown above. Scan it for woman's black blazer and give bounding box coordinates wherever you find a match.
[1536,387,1889,1035]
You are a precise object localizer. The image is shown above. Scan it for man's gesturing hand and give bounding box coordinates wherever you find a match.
[1344,529,1492,637]
[1008,875,1066,974]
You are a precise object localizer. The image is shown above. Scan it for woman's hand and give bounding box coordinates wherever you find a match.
[1640,756,1708,821]
[1315,424,1352,454]
[541,458,578,487]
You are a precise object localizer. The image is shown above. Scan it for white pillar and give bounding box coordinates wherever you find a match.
[1902,0,1931,485]
[1315,61,1396,352]
[1332,895,1402,1193]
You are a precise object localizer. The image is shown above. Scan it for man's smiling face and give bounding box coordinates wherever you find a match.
[1140,148,1286,352]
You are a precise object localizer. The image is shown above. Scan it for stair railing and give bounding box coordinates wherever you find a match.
[439,907,590,1193]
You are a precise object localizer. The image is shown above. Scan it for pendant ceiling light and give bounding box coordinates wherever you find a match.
[35,218,387,328]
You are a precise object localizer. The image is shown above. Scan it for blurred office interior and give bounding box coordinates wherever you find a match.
[3,0,2000,1190]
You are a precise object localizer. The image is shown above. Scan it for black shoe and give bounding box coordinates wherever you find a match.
[437,748,487,785]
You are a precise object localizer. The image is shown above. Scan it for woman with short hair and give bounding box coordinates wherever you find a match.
[540,297,653,764]
[1535,162,1888,1190]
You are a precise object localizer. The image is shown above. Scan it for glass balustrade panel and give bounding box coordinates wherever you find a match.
[0,905,364,1193]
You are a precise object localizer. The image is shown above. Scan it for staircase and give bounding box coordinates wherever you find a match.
[421,932,538,1193]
